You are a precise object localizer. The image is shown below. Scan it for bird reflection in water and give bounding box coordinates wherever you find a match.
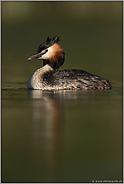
[27,90,63,179]
[27,89,98,181]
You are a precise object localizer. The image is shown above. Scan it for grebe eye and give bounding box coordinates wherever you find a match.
[45,49,48,53]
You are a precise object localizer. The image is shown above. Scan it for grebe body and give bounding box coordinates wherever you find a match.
[27,36,111,90]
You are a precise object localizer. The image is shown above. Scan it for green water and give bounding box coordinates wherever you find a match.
[1,1,122,182]
[2,88,122,182]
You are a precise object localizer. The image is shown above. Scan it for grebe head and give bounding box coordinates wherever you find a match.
[28,36,65,69]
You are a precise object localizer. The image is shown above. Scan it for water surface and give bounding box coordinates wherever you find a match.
[2,84,122,182]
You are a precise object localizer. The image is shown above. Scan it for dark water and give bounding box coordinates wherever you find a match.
[2,1,122,182]
[2,84,122,182]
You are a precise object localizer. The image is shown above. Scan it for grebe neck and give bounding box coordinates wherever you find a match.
[43,51,65,70]
[27,51,65,90]
[27,64,55,90]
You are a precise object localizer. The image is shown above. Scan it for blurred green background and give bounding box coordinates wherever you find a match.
[2,1,122,89]
[1,1,122,183]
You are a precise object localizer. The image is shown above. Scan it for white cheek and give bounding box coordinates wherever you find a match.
[42,52,50,59]
[38,54,49,59]
[38,47,52,59]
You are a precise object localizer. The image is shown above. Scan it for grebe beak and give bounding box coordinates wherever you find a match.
[28,50,47,60]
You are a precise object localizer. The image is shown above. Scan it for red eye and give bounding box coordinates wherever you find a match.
[45,49,48,53]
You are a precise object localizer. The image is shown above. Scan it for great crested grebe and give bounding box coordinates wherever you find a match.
[27,36,111,90]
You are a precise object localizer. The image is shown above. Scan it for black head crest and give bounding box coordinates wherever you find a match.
[37,36,60,53]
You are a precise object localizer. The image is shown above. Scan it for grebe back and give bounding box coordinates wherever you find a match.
[27,36,111,90]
